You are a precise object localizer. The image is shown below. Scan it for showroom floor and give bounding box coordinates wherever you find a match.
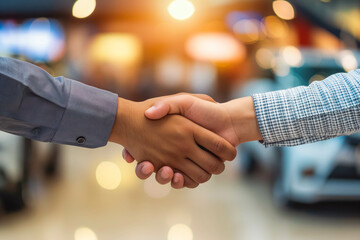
[0,143,359,240]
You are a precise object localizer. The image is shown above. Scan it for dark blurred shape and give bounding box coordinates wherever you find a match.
[0,132,60,213]
[0,0,74,18]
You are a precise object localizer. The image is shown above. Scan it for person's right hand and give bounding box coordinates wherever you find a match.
[128,94,262,188]
[109,97,237,188]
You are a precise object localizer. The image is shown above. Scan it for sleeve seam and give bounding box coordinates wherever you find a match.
[49,77,72,142]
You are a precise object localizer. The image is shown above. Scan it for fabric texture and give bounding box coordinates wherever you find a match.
[252,69,360,147]
[0,57,118,148]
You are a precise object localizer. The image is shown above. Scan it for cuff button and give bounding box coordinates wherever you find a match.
[76,136,86,144]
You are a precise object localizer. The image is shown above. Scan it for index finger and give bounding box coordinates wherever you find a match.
[193,126,237,161]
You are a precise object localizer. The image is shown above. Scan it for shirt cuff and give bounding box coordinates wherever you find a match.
[51,79,118,148]
[252,89,302,147]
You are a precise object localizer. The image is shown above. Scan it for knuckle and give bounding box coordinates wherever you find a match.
[214,140,225,153]
[196,172,211,183]
[212,162,225,175]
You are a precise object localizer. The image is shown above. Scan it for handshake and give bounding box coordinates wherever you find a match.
[109,94,262,189]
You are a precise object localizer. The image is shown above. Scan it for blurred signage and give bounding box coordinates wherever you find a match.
[0,18,65,62]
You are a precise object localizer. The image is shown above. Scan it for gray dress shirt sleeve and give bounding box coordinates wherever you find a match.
[0,57,118,148]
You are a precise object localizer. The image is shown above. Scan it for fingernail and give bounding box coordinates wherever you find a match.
[173,176,179,183]
[146,106,157,114]
[161,170,170,179]
[142,165,152,175]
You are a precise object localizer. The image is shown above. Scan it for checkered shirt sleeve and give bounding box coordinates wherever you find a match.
[252,69,360,147]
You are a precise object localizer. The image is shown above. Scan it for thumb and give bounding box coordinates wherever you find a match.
[145,95,194,120]
[145,101,171,120]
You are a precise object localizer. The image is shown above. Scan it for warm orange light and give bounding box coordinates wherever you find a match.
[168,0,195,20]
[89,33,142,65]
[72,0,96,19]
[263,15,289,39]
[272,0,295,20]
[185,33,246,63]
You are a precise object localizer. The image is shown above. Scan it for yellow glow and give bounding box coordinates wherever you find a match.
[255,48,276,69]
[168,0,195,20]
[89,33,142,65]
[144,176,171,199]
[282,46,303,67]
[263,15,288,39]
[116,155,138,189]
[72,0,96,19]
[96,161,122,190]
[168,224,193,240]
[185,33,246,63]
[74,227,97,240]
[272,0,295,20]
[341,51,358,72]
[309,74,325,84]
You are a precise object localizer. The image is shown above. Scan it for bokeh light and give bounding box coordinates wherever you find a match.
[232,19,262,43]
[262,15,288,39]
[185,33,246,63]
[144,176,171,199]
[168,224,193,240]
[72,0,96,19]
[89,33,142,65]
[168,0,195,20]
[340,50,358,72]
[272,64,290,77]
[95,161,122,190]
[272,0,295,20]
[309,74,325,84]
[255,48,276,69]
[74,227,97,240]
[281,46,303,67]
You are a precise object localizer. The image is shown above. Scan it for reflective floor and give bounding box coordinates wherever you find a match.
[0,143,360,240]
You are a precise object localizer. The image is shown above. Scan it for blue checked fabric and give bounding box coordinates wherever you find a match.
[252,69,360,147]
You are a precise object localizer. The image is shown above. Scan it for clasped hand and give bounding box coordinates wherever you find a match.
[110,94,261,189]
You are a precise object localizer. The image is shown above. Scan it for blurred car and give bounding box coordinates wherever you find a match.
[234,49,360,206]
[0,131,59,212]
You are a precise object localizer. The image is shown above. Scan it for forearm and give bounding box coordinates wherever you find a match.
[252,69,360,147]
[0,57,118,148]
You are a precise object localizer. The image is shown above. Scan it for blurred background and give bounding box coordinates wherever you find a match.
[0,0,360,239]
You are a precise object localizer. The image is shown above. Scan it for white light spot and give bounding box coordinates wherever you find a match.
[168,224,193,240]
[74,227,97,240]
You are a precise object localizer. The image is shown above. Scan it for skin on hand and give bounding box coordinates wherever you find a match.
[123,148,185,188]
[130,94,262,188]
[109,97,237,188]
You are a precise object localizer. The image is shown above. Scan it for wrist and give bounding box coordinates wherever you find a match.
[109,97,133,146]
[222,96,262,144]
